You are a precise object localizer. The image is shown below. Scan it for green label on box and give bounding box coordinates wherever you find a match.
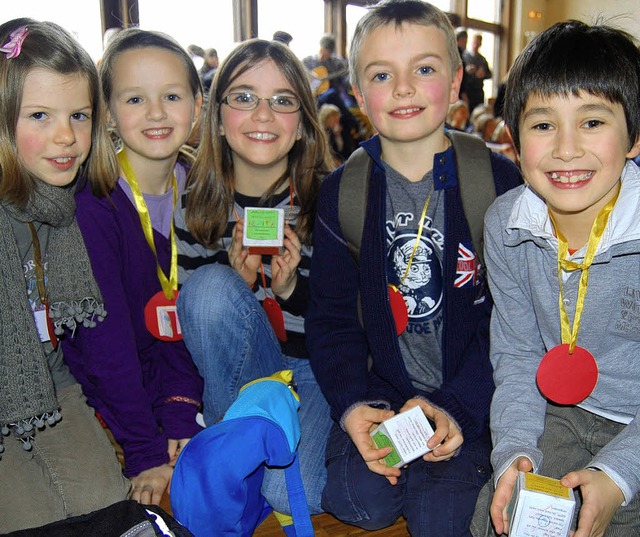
[245,209,279,240]
[372,432,401,467]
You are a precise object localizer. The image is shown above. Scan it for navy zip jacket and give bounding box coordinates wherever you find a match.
[306,135,521,442]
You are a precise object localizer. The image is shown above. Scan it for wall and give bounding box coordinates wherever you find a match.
[510,0,640,64]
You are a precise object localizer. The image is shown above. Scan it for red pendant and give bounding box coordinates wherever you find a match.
[144,291,183,342]
[388,285,409,336]
[263,296,287,342]
[536,344,598,405]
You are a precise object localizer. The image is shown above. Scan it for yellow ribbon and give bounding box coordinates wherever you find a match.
[550,189,619,353]
[398,187,433,286]
[117,149,178,300]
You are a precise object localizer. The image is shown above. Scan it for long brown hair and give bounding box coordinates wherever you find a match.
[185,39,333,248]
[0,18,116,205]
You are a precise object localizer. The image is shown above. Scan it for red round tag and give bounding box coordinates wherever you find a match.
[144,291,182,342]
[263,297,287,342]
[536,344,598,405]
[388,285,409,336]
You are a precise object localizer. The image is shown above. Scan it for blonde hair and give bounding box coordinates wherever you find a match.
[349,0,460,90]
[95,28,203,195]
[318,103,341,126]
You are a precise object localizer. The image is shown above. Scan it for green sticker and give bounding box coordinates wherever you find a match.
[245,209,279,240]
[372,432,401,467]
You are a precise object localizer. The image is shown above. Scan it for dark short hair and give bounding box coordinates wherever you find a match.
[456,29,468,40]
[273,31,293,45]
[505,20,640,152]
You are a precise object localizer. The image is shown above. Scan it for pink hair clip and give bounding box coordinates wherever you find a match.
[0,26,28,59]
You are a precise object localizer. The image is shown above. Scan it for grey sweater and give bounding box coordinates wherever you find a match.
[485,160,640,504]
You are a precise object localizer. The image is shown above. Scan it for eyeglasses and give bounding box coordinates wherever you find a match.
[222,92,301,113]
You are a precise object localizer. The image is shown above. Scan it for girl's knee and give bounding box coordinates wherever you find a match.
[179,264,251,318]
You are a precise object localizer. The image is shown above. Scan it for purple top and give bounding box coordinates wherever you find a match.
[62,162,203,478]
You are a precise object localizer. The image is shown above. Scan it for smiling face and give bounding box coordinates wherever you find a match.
[108,47,201,167]
[518,91,640,225]
[16,68,93,188]
[353,22,461,151]
[219,58,301,178]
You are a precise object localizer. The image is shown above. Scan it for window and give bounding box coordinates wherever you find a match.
[1,0,102,61]
[256,0,324,61]
[138,0,235,62]
[467,0,501,25]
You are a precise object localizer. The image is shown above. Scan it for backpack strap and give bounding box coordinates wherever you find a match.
[283,453,315,537]
[338,134,495,268]
[338,146,371,266]
[448,131,496,268]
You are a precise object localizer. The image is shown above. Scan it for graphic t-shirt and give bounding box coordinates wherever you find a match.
[385,162,444,392]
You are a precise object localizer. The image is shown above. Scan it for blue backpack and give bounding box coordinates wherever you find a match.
[170,370,314,537]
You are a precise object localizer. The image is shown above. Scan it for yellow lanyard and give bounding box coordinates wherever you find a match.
[398,187,433,285]
[117,149,178,300]
[550,190,618,353]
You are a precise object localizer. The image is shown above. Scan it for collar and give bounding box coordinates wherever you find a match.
[507,160,640,255]
[359,134,458,192]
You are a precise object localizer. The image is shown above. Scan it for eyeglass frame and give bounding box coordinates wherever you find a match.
[221,91,302,114]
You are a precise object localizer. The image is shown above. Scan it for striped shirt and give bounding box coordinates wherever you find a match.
[174,188,312,358]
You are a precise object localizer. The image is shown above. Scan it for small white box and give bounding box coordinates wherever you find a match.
[242,207,284,255]
[507,472,576,537]
[369,406,435,468]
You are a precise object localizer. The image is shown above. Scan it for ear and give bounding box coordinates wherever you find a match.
[193,93,204,124]
[626,135,640,160]
[296,123,303,140]
[505,124,522,166]
[107,109,117,129]
[352,84,367,116]
[449,65,463,104]
[219,123,225,136]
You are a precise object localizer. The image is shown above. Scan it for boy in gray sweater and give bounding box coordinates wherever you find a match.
[475,20,640,537]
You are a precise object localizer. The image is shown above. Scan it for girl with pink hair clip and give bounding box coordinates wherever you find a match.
[0,18,130,532]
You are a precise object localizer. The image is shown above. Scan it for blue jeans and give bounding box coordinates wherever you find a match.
[323,422,491,536]
[177,264,331,515]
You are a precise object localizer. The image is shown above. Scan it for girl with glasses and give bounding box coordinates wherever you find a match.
[174,38,334,519]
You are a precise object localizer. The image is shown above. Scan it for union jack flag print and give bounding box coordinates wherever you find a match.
[454,242,480,288]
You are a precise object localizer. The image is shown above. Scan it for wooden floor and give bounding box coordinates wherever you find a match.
[254,512,409,536]
[161,492,409,536]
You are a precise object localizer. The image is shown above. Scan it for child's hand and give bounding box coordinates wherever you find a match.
[167,437,191,467]
[271,225,301,300]
[491,456,533,534]
[561,469,623,537]
[343,405,402,485]
[228,220,261,286]
[400,398,463,461]
[130,463,173,506]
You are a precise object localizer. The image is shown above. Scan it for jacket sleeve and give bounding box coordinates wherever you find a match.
[483,194,548,479]
[65,192,171,477]
[306,168,372,423]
